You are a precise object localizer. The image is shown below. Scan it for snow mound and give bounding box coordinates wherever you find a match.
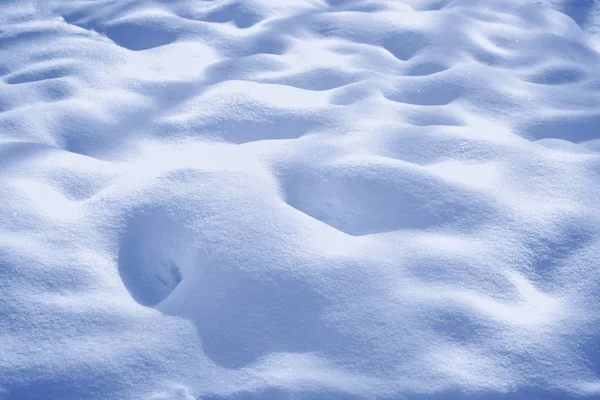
[1,0,600,399]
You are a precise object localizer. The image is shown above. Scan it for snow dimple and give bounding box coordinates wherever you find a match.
[277,158,499,236]
[382,30,430,61]
[4,63,75,85]
[262,68,360,91]
[203,2,264,29]
[118,209,185,307]
[385,78,464,106]
[104,21,177,51]
[525,66,586,85]
[404,60,449,76]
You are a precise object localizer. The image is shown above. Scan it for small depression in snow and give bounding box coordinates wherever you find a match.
[118,207,190,307]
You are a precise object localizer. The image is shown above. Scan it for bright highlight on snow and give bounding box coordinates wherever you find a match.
[1,0,600,399]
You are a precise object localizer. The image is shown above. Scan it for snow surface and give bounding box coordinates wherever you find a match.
[1,0,600,399]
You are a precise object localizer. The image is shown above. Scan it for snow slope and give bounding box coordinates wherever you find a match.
[1,0,600,399]
[546,0,600,50]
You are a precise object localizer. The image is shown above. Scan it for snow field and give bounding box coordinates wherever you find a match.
[1,0,600,399]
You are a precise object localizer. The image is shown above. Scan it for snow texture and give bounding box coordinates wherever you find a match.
[1,0,600,399]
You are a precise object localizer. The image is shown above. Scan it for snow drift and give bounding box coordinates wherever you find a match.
[1,0,600,399]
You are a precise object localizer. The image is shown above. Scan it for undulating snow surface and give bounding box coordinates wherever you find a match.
[1,0,600,399]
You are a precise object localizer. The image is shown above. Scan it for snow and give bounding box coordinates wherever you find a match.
[1,0,600,399]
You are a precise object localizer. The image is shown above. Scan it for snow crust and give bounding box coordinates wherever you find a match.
[1,0,600,399]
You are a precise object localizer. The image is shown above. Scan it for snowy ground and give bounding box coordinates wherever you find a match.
[1,0,600,399]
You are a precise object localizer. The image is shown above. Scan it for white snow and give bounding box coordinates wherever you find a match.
[1,0,600,399]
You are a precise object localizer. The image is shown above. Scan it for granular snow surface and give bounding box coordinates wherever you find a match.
[1,0,600,399]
